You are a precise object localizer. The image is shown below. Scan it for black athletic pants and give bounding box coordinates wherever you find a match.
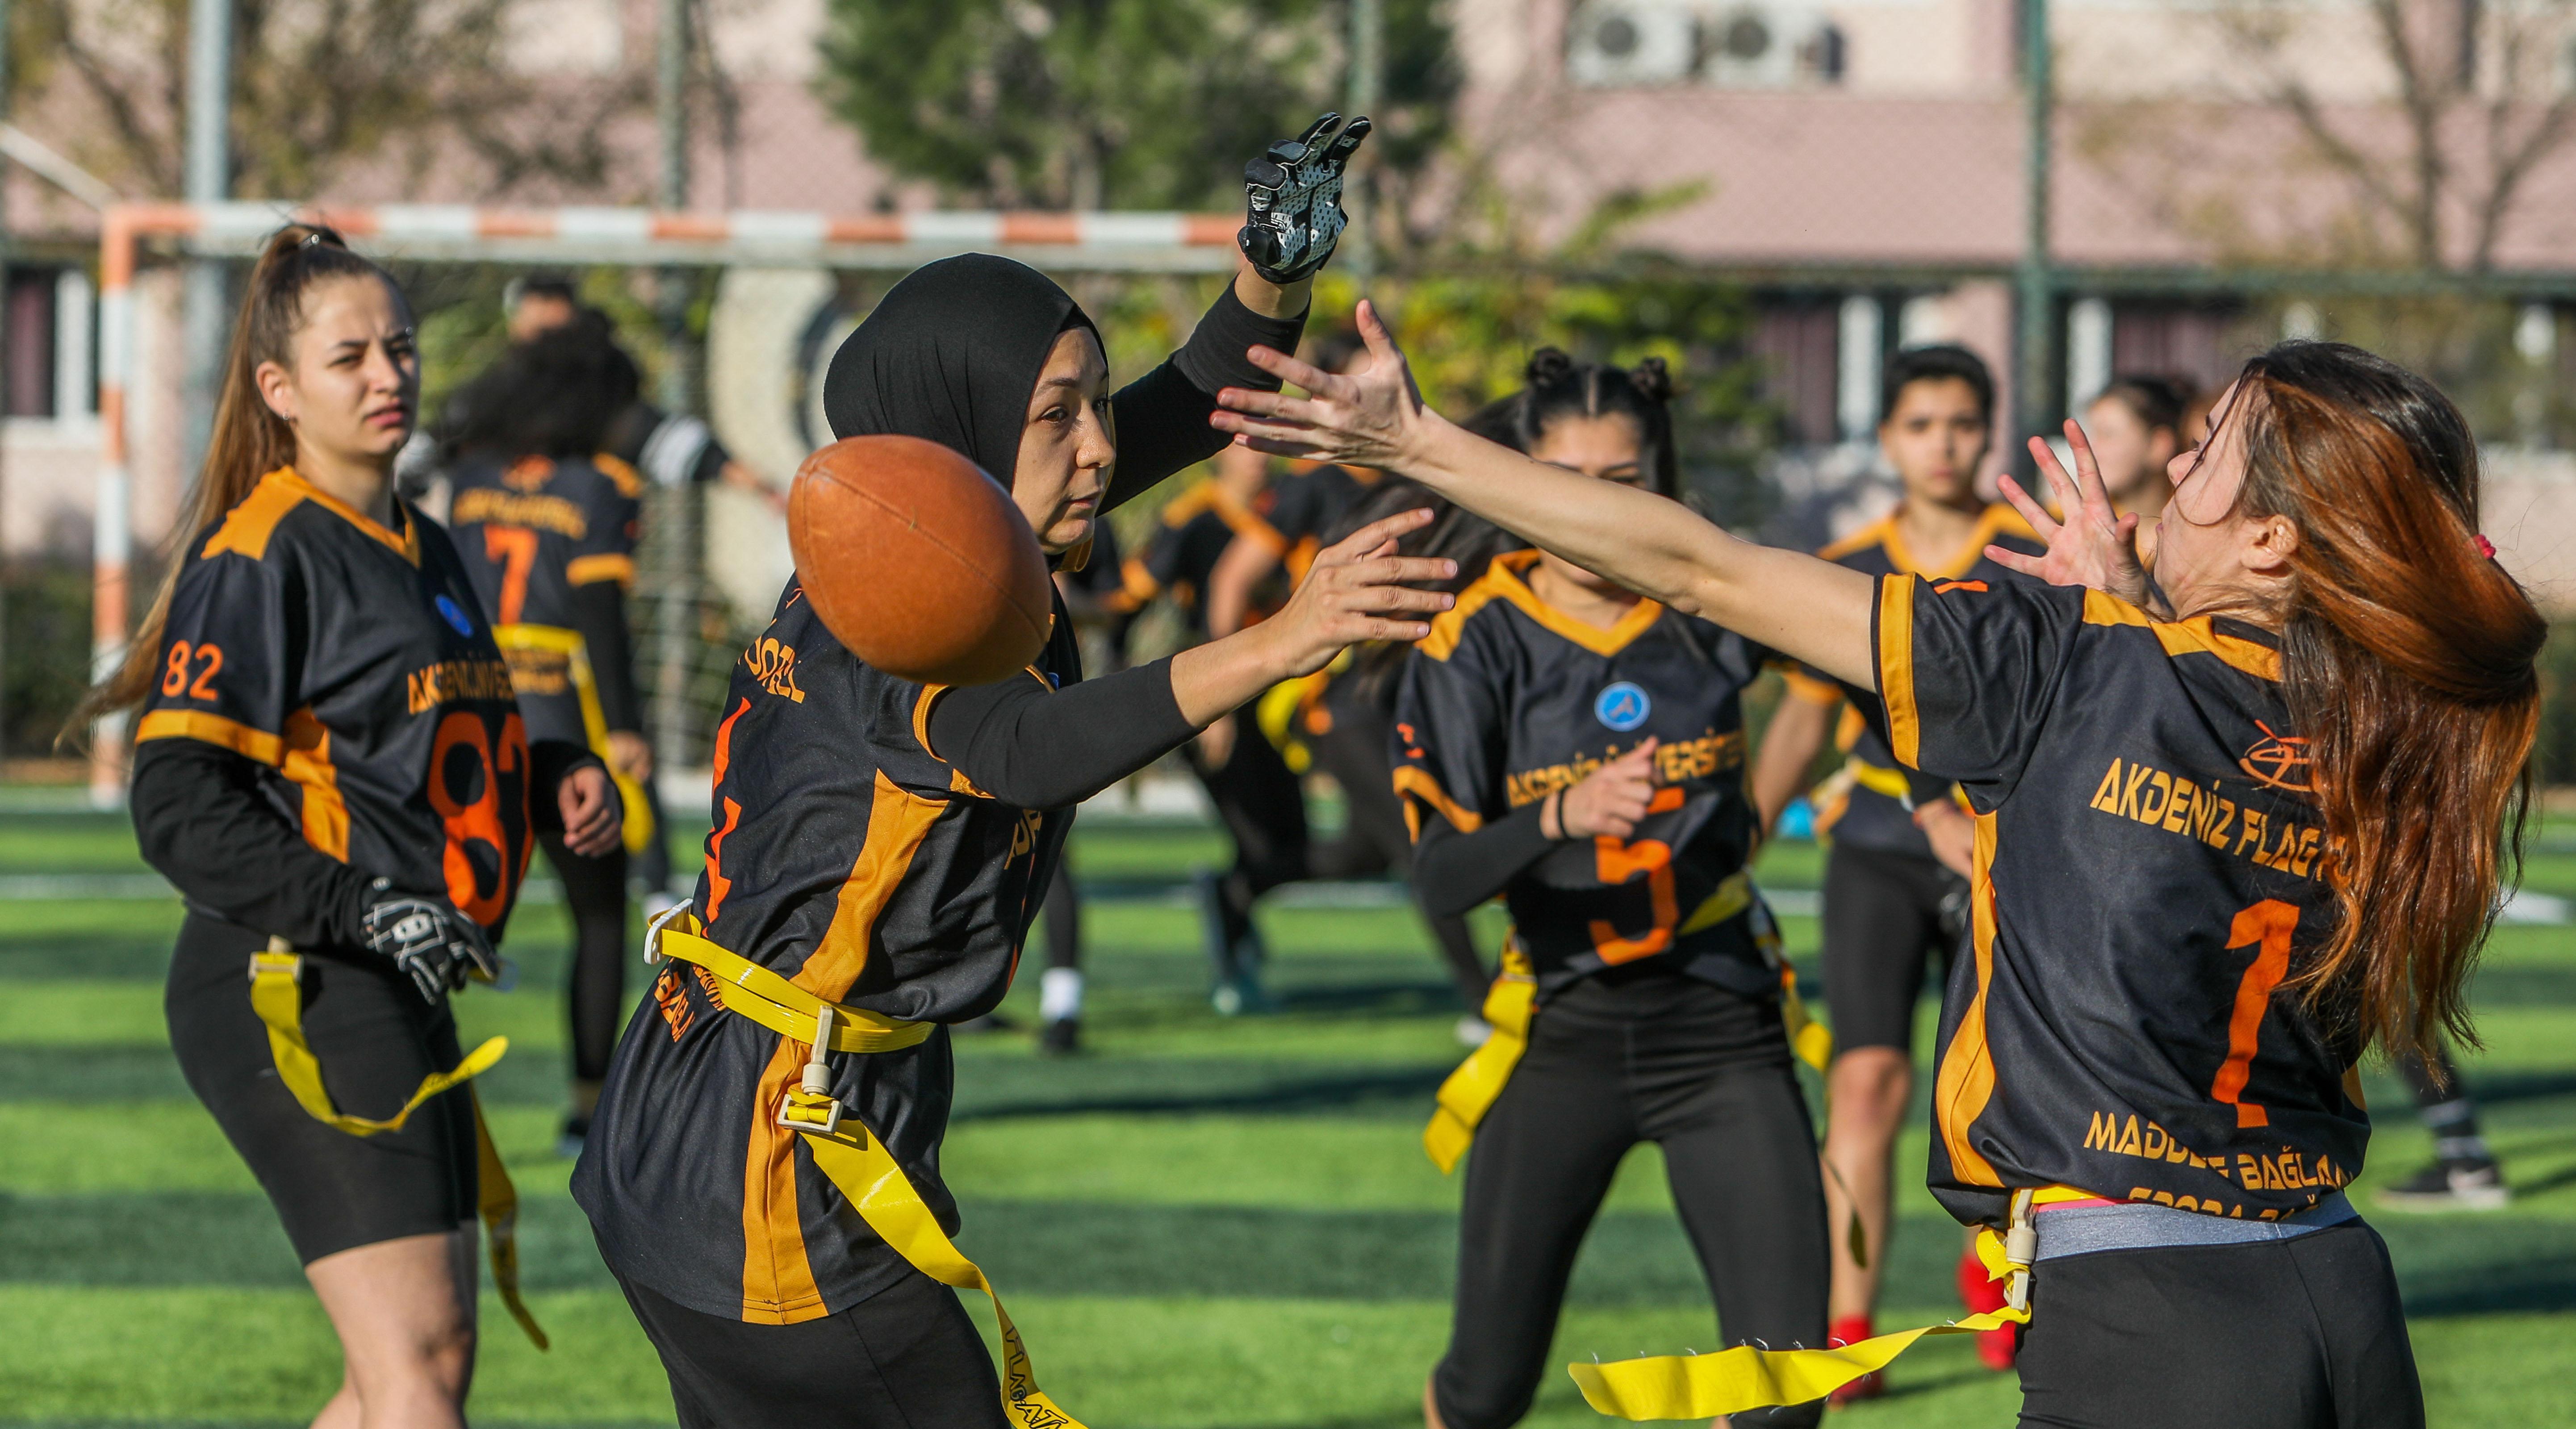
[1186,716,1310,950]
[2017,1225,2423,1429]
[1042,859,1080,972]
[1306,696,1490,1010]
[616,1266,1008,1429]
[1432,972,1829,1429]
[1818,843,1961,1054]
[542,833,628,1086]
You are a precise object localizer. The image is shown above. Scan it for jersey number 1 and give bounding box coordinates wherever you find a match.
[2212,898,2299,1129]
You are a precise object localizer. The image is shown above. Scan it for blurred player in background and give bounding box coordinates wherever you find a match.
[1747,343,2040,1396]
[495,278,783,908]
[1117,440,1305,1011]
[97,225,618,1426]
[1304,447,1521,1032]
[2082,375,2194,523]
[1396,352,1827,1429]
[441,322,657,1155]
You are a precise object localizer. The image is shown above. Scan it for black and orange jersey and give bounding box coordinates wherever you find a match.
[1115,477,1286,634]
[447,452,643,747]
[1266,461,1375,583]
[1393,551,1777,1001]
[573,581,1079,1324]
[1877,575,2367,1229]
[1790,504,2042,855]
[132,466,536,936]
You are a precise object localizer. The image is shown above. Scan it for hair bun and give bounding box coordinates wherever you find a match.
[1526,347,1575,384]
[1629,356,1673,403]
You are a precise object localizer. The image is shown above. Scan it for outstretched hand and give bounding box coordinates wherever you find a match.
[1212,299,1437,472]
[1989,419,2154,609]
[1255,505,1457,679]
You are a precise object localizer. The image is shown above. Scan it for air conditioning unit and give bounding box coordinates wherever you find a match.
[1700,4,1842,88]
[1567,0,1701,88]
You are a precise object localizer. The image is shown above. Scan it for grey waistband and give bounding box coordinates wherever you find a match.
[2034,1191,2359,1262]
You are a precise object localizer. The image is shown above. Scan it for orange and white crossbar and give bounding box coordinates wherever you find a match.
[85,200,1239,802]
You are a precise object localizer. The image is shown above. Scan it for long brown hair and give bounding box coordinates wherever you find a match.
[2231,342,2545,1065]
[68,225,397,734]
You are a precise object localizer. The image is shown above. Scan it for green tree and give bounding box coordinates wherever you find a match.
[817,0,1342,210]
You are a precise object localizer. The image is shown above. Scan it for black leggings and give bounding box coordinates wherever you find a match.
[1432,972,1829,1429]
[1819,843,1960,1054]
[1188,715,1310,950]
[1042,859,1080,972]
[1306,696,1490,1010]
[543,833,628,1086]
[616,1265,1007,1429]
[2017,1225,2422,1429]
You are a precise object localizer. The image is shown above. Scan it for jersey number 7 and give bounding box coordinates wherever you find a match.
[2212,899,2299,1129]
[483,527,539,626]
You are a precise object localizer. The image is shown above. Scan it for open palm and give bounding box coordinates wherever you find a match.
[1988,420,2154,609]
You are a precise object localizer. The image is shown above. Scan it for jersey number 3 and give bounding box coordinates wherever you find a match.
[2212,899,2300,1129]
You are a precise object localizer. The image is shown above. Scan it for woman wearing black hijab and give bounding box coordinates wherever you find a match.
[574,121,1444,1429]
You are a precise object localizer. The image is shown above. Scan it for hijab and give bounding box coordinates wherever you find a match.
[821,254,1101,486]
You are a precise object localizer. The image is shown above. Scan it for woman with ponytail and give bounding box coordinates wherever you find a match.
[1221,318,2541,1428]
[1390,351,1830,1429]
[84,225,619,1428]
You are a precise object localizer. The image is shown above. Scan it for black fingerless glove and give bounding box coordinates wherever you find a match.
[1238,112,1371,284]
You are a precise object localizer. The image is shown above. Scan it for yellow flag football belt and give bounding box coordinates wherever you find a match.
[644,908,1087,1429]
[491,623,656,856]
[246,943,547,1349]
[1568,1187,2115,1418]
[1423,873,1828,1176]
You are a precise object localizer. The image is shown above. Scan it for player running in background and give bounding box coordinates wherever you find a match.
[1746,343,2039,1391]
[1117,440,1307,1011]
[574,115,1453,1428]
[440,322,657,1155]
[1221,311,2541,1429]
[1029,518,1131,1054]
[88,226,619,1428]
[1397,351,1828,1429]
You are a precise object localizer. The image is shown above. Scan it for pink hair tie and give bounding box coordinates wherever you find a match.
[2474,535,2497,560]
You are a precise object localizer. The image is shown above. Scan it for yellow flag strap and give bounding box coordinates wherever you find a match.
[492,622,655,855]
[647,919,935,1057]
[246,941,544,1349]
[1568,1188,2064,1418]
[646,911,1075,1428]
[247,946,508,1135]
[1424,940,1537,1174]
[1844,757,1916,802]
[471,1088,548,1350]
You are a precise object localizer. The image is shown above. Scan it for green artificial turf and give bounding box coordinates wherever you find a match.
[1,804,2571,1425]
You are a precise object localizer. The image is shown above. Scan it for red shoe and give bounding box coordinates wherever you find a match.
[1827,1314,1884,1404]
[1957,1249,2019,1372]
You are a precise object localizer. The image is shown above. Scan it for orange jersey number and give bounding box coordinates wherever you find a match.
[2212,899,2300,1129]
[427,710,531,926]
[161,640,224,700]
[482,526,540,626]
[1587,786,1686,964]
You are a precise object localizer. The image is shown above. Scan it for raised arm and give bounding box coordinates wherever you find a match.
[1211,301,1879,688]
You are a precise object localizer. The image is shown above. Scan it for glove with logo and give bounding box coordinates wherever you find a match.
[1238,112,1372,284]
[361,880,500,1003]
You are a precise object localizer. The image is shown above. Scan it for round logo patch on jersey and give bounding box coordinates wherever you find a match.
[435,594,476,637]
[1594,681,1651,731]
